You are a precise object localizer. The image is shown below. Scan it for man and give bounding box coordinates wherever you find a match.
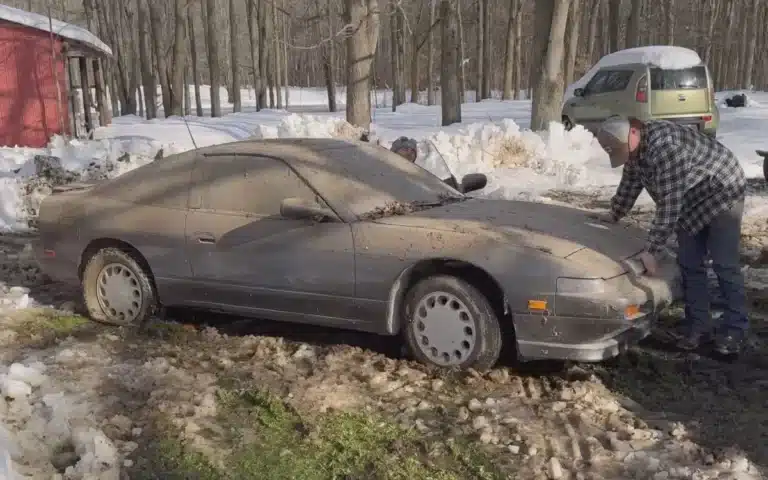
[595,115,748,355]
[390,136,418,162]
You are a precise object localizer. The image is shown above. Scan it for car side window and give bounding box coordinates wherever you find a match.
[585,69,633,95]
[199,154,322,215]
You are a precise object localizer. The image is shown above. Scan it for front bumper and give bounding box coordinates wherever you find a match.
[514,313,653,362]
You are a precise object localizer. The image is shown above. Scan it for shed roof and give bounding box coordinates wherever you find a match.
[0,4,111,56]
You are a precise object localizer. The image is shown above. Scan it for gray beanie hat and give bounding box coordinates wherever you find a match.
[596,115,631,168]
[390,136,418,153]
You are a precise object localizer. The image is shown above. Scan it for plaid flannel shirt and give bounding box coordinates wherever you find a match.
[610,120,746,256]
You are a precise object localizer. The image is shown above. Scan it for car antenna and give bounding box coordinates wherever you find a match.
[180,111,199,150]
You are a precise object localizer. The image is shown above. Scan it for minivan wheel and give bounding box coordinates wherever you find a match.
[82,247,157,326]
[402,275,502,371]
[562,116,574,131]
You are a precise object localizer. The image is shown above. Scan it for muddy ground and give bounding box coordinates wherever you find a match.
[1,188,767,480]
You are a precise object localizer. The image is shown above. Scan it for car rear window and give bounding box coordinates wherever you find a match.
[650,66,708,90]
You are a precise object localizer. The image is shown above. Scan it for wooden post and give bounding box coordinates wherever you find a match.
[93,58,111,126]
[65,56,79,138]
[78,57,93,137]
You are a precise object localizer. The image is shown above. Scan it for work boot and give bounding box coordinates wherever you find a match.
[714,333,743,356]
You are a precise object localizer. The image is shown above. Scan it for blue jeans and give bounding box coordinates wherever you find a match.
[676,199,749,339]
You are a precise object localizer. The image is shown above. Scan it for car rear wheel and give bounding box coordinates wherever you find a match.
[82,247,156,326]
[403,275,502,371]
[562,116,574,131]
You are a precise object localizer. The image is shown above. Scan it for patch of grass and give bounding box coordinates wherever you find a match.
[128,436,223,480]
[6,308,89,340]
[136,389,507,480]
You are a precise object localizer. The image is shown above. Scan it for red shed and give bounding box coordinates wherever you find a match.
[0,4,112,148]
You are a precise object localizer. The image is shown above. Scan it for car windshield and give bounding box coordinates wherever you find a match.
[288,142,466,218]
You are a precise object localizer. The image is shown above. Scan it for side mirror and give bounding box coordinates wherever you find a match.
[459,173,487,193]
[574,88,585,97]
[280,197,335,222]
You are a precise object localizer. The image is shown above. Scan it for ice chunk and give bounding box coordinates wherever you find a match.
[7,363,46,388]
[0,375,32,399]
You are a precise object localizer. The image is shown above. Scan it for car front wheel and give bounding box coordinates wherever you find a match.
[403,275,503,371]
[82,247,157,326]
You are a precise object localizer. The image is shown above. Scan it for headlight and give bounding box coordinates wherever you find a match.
[556,277,606,295]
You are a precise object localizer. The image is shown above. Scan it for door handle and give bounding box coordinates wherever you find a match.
[194,232,216,244]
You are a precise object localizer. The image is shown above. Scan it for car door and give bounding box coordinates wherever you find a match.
[571,69,634,131]
[184,152,358,325]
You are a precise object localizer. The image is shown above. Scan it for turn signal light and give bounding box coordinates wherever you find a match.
[528,300,547,311]
[624,304,640,319]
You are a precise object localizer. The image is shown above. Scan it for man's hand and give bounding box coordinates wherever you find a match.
[639,251,659,276]
[588,211,618,224]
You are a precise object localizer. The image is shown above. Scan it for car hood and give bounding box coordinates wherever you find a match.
[374,198,647,266]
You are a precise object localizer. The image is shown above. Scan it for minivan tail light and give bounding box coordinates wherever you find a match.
[702,115,712,122]
[635,75,648,103]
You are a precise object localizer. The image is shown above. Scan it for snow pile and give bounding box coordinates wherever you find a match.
[0,135,168,232]
[253,113,364,141]
[565,46,703,101]
[0,361,120,478]
[418,119,616,199]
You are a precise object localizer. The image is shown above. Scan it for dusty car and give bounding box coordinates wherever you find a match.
[35,138,681,370]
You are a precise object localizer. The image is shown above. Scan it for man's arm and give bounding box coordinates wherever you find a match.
[610,163,644,220]
[646,141,688,255]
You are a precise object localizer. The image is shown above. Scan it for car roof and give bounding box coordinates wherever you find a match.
[196,137,360,162]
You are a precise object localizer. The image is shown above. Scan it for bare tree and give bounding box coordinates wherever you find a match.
[168,0,188,116]
[440,0,461,125]
[563,0,581,87]
[742,0,762,87]
[188,3,203,116]
[206,0,222,116]
[502,0,520,100]
[345,0,380,129]
[530,0,570,131]
[137,0,156,119]
[230,0,242,112]
[625,0,642,48]
[427,0,437,105]
[481,0,491,99]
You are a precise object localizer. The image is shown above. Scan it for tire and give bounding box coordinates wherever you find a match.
[402,275,503,371]
[763,155,768,183]
[81,247,157,327]
[562,116,574,131]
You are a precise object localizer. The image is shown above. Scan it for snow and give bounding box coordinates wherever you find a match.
[0,4,111,56]
[564,46,703,101]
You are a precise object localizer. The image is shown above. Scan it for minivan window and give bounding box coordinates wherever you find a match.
[584,70,633,95]
[650,66,708,90]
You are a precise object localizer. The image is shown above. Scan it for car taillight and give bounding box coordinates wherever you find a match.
[702,115,712,122]
[635,75,647,103]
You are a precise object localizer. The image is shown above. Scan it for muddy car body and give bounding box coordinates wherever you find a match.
[35,138,681,370]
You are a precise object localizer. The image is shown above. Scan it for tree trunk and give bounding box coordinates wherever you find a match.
[230,0,242,112]
[189,6,204,116]
[247,0,262,111]
[137,0,156,119]
[168,0,188,117]
[206,0,222,117]
[147,1,171,116]
[481,0,491,99]
[475,0,483,101]
[626,0,642,48]
[324,0,337,111]
[742,0,761,88]
[586,0,601,63]
[282,3,290,108]
[410,29,420,103]
[607,0,620,52]
[441,0,461,125]
[702,0,720,65]
[457,0,466,103]
[345,0,380,129]
[564,0,581,87]
[427,0,437,105]
[258,0,269,109]
[273,0,283,108]
[390,5,402,111]
[184,66,191,116]
[531,0,570,131]
[513,0,523,99]
[502,0,519,100]
[664,0,675,44]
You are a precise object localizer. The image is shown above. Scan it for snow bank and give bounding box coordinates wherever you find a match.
[0,360,120,478]
[565,46,703,101]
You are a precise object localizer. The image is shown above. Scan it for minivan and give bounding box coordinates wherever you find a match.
[562,60,719,137]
